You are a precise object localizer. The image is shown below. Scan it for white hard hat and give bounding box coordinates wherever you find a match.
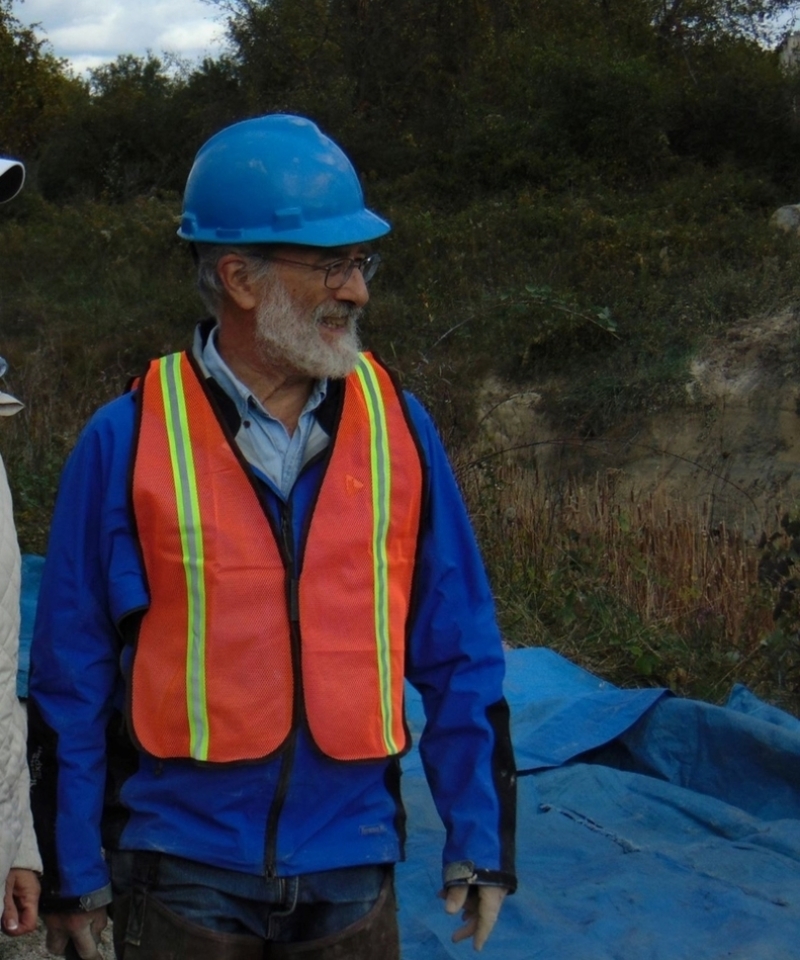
[0,158,25,203]
[0,358,22,417]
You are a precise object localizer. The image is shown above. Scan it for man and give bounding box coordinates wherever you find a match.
[0,155,42,937]
[28,114,516,959]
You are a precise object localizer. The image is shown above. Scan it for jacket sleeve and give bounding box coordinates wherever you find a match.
[403,394,517,892]
[12,708,43,874]
[13,764,43,874]
[0,451,42,878]
[28,397,142,911]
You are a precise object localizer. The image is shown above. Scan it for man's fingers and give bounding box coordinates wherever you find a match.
[443,884,469,915]
[45,926,70,956]
[443,884,509,951]
[451,916,478,944]
[44,909,108,960]
[473,887,507,952]
[445,886,478,946]
[70,921,103,960]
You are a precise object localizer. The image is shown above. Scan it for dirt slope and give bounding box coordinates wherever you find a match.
[477,307,800,533]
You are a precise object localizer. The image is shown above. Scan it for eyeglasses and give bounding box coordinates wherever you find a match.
[266,253,382,289]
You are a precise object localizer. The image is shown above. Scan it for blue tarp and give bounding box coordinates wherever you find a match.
[399,649,800,959]
[17,552,43,698]
[19,558,800,958]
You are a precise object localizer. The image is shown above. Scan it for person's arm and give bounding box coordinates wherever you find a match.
[403,395,517,949]
[2,709,43,936]
[28,399,140,925]
[11,752,42,875]
[0,448,42,935]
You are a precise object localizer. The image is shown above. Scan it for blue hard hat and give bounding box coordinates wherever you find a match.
[178,115,390,247]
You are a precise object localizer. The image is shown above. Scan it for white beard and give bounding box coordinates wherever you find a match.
[254,274,363,380]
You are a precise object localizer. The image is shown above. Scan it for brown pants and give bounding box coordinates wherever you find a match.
[112,873,400,960]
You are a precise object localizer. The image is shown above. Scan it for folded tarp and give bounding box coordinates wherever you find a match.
[399,648,800,959]
[19,558,800,958]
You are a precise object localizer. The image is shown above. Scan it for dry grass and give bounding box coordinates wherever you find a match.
[558,479,770,648]
[458,457,796,711]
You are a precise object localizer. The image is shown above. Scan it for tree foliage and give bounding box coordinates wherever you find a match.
[36,53,245,201]
[198,0,800,196]
[4,0,800,204]
[0,0,76,157]
[649,0,797,45]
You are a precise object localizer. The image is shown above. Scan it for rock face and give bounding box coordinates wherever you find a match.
[771,205,800,234]
[778,31,800,74]
[477,309,800,533]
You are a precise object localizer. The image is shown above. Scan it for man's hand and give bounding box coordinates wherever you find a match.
[442,884,508,951]
[43,907,108,959]
[2,868,41,935]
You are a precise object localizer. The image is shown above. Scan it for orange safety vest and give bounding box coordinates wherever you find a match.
[130,350,423,764]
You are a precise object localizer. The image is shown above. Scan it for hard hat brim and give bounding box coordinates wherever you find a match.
[0,391,24,417]
[0,158,25,204]
[178,206,391,248]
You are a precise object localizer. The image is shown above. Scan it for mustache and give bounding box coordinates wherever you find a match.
[312,302,362,324]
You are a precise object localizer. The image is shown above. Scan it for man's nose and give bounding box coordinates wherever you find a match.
[334,266,370,308]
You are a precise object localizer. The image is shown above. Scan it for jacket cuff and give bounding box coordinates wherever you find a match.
[40,884,113,914]
[443,860,518,894]
[14,800,43,874]
[13,829,43,875]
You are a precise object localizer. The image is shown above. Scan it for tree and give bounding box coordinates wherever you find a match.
[36,54,194,201]
[0,0,75,158]
[650,0,798,46]
[209,0,508,175]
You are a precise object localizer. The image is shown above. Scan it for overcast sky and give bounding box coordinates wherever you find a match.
[11,1,800,78]
[12,0,229,76]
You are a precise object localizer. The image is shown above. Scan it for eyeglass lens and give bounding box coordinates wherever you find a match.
[326,255,381,288]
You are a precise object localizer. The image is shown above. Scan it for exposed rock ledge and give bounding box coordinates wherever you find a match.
[476,308,800,534]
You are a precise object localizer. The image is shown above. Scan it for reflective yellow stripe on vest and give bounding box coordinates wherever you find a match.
[133,349,420,763]
[354,354,397,755]
[160,352,209,760]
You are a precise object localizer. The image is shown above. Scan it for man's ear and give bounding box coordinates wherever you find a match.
[216,254,260,311]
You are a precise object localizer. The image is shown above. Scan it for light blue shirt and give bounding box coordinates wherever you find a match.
[195,326,329,499]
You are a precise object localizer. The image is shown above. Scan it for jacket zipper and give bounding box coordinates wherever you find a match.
[263,498,303,877]
[263,733,296,878]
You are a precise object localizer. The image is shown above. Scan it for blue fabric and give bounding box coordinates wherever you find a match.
[396,648,800,959]
[25,360,512,903]
[501,646,667,771]
[21,565,800,955]
[726,681,800,731]
[17,552,43,697]
[198,325,329,498]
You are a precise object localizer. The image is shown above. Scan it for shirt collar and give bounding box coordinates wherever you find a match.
[195,323,328,422]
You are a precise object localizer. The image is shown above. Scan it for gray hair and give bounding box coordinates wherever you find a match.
[194,244,275,319]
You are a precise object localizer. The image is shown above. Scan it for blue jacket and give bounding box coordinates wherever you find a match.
[28,351,516,912]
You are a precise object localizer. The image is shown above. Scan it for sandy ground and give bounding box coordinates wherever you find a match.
[0,922,115,959]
